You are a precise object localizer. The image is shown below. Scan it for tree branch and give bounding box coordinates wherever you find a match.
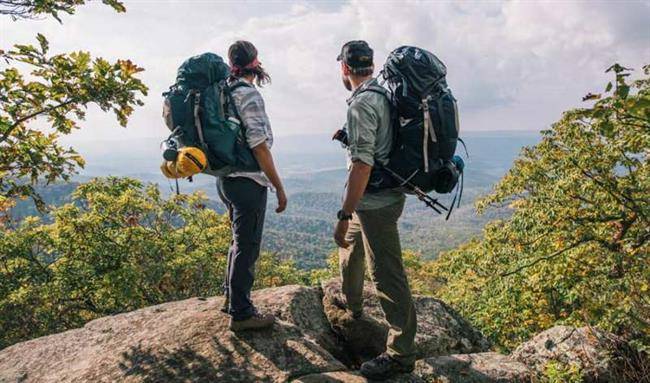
[568,156,647,223]
[500,239,589,277]
[0,99,76,143]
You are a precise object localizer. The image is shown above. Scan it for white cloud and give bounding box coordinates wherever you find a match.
[1,0,648,144]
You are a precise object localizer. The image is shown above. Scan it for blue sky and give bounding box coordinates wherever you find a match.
[2,0,649,144]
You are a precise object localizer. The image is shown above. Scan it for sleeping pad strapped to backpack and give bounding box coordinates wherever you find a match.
[162,52,259,177]
[366,46,465,199]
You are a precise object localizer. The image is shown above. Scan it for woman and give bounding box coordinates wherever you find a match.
[218,40,287,332]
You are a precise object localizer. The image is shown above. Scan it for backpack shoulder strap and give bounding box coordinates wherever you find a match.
[354,80,400,161]
[354,82,396,114]
[225,80,255,119]
[228,79,254,93]
[222,80,254,141]
[356,82,391,100]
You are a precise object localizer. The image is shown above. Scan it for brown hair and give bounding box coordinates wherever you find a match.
[228,40,271,87]
[350,65,374,77]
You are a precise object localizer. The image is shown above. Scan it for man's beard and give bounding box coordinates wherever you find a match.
[341,76,352,91]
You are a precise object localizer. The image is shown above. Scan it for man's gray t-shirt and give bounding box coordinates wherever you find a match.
[345,78,405,211]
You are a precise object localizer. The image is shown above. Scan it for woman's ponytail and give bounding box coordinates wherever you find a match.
[228,40,271,87]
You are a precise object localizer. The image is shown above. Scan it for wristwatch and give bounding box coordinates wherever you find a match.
[337,209,353,221]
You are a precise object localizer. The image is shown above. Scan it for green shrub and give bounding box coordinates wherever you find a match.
[0,177,306,348]
[430,65,650,351]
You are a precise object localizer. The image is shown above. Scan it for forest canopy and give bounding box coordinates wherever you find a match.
[428,64,650,351]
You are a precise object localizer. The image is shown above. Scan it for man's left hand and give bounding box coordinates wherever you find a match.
[334,219,350,249]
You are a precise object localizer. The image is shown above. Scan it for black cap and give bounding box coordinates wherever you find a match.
[336,40,373,69]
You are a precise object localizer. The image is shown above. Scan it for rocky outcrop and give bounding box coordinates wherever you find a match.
[252,285,346,363]
[321,278,491,366]
[293,371,419,383]
[0,290,345,383]
[415,352,531,383]
[0,281,644,383]
[295,353,531,383]
[512,326,649,383]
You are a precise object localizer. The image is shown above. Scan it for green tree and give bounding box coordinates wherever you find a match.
[0,0,147,214]
[431,64,649,351]
[0,0,125,21]
[0,177,309,348]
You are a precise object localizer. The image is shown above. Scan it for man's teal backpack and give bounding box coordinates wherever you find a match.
[162,52,259,176]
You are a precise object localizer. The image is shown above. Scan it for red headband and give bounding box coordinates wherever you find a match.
[230,58,261,76]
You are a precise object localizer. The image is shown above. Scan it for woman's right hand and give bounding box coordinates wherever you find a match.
[276,188,287,213]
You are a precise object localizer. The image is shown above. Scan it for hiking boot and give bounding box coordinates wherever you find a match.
[229,312,275,332]
[360,353,414,381]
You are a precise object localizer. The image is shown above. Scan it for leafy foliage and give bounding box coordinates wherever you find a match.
[0,34,148,209]
[542,361,583,383]
[0,177,308,349]
[430,65,650,351]
[0,0,125,21]
[0,1,147,215]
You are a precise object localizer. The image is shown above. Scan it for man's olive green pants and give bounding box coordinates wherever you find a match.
[339,199,417,366]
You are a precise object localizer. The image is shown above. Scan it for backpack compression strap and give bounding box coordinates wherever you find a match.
[422,97,436,173]
[191,90,206,148]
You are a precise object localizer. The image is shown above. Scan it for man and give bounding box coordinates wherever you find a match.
[333,40,417,380]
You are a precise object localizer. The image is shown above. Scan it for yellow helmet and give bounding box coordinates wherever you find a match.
[159,147,207,179]
[175,147,207,177]
[160,160,181,179]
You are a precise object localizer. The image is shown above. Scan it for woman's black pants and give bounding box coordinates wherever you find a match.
[217,176,267,321]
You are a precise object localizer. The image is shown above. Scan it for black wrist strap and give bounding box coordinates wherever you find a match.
[337,209,353,221]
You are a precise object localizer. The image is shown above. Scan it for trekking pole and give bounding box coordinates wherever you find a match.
[382,166,447,214]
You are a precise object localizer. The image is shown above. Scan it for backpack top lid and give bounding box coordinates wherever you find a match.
[176,52,230,89]
[383,46,447,97]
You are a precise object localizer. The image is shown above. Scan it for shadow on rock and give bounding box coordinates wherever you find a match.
[293,371,424,383]
[252,285,350,366]
[416,352,531,383]
[321,285,388,368]
[119,344,231,383]
[233,324,347,381]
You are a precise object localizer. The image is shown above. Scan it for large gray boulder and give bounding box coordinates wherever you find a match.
[512,325,648,383]
[321,278,491,366]
[7,283,603,383]
[253,284,346,362]
[292,371,422,383]
[293,353,532,383]
[415,352,531,383]
[0,288,346,383]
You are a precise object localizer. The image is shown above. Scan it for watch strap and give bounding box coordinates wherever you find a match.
[337,209,353,221]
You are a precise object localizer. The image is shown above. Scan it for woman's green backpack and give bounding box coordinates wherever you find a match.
[162,52,259,176]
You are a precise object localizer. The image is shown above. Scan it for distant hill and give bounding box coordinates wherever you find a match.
[13,131,540,268]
